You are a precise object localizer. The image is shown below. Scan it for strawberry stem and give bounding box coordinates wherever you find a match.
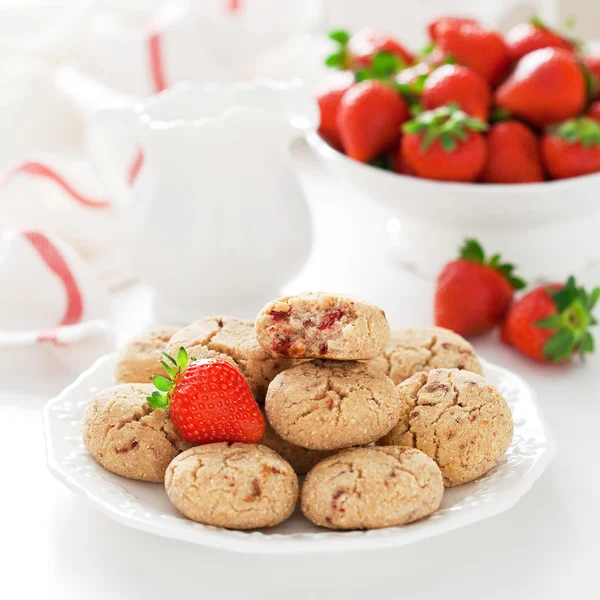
[147,347,189,408]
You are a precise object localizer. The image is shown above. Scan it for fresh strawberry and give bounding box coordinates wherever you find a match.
[434,21,510,86]
[147,348,265,444]
[495,48,586,127]
[586,101,600,122]
[401,105,488,182]
[435,238,526,337]
[582,55,600,100]
[428,17,479,42]
[338,80,410,162]
[501,276,599,362]
[392,141,417,175]
[480,121,544,183]
[317,74,354,149]
[505,17,576,62]
[421,64,491,121]
[541,117,600,179]
[326,28,413,72]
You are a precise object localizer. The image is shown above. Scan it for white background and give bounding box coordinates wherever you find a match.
[2,145,599,599]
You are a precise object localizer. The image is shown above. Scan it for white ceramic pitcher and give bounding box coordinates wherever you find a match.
[88,80,317,321]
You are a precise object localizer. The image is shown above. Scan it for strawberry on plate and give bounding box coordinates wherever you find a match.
[338,80,410,162]
[435,238,526,337]
[541,117,600,179]
[421,64,491,121]
[505,17,577,61]
[480,120,545,183]
[501,276,599,362]
[434,21,510,86]
[401,104,488,182]
[147,348,265,444]
[495,48,586,127]
[326,28,414,72]
[316,73,354,149]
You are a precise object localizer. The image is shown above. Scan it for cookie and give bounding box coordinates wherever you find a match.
[115,327,179,384]
[165,316,296,402]
[83,384,192,482]
[301,446,444,530]
[261,417,333,475]
[379,369,513,487]
[266,360,401,451]
[367,326,483,385]
[165,443,298,529]
[255,292,390,360]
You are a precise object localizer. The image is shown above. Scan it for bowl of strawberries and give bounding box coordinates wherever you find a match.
[307,17,600,281]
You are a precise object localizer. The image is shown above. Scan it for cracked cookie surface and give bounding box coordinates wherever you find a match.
[367,326,483,385]
[165,316,297,402]
[301,446,443,530]
[261,417,333,475]
[165,443,298,529]
[255,292,390,360]
[83,384,193,482]
[115,327,179,384]
[266,360,401,451]
[379,368,513,487]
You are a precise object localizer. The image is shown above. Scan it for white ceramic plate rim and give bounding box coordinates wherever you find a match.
[43,353,556,554]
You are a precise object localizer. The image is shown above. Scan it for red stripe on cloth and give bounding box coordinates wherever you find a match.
[148,28,167,93]
[128,148,144,185]
[22,231,84,327]
[36,331,61,345]
[0,161,110,209]
[228,0,241,11]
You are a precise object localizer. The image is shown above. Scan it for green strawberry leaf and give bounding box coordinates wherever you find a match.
[160,360,178,380]
[325,51,346,69]
[371,52,404,77]
[329,29,350,46]
[459,238,485,263]
[177,346,189,371]
[162,351,177,366]
[549,117,600,147]
[153,375,173,392]
[147,391,169,409]
[539,275,600,361]
[543,329,576,362]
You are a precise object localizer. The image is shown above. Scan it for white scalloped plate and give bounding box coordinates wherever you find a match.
[43,354,555,554]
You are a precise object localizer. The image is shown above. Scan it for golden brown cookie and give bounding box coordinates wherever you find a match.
[115,327,179,384]
[266,360,400,451]
[260,417,333,475]
[83,384,192,482]
[301,446,444,530]
[255,292,390,360]
[165,443,298,529]
[367,326,483,385]
[165,316,296,402]
[379,368,513,487]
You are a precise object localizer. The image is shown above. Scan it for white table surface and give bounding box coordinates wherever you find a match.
[2,143,599,599]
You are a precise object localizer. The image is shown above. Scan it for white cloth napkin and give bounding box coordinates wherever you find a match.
[0,229,113,373]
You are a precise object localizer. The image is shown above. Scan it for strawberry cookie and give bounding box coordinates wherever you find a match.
[379,369,513,487]
[165,443,298,529]
[261,418,333,475]
[301,446,443,530]
[83,384,193,482]
[255,292,390,360]
[115,327,179,384]
[165,316,296,402]
[266,360,400,451]
[367,326,482,385]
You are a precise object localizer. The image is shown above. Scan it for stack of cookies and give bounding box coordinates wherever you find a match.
[83,292,514,531]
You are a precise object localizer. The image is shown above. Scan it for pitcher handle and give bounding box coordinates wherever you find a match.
[87,106,139,211]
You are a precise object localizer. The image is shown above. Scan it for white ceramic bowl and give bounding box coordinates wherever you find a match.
[307,131,600,282]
